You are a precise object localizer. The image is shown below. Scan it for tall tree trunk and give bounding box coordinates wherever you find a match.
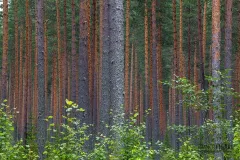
[14,0,19,138]
[198,0,205,125]
[79,0,90,124]
[203,0,207,64]
[23,0,30,142]
[63,0,67,108]
[172,0,179,150]
[92,0,98,133]
[157,26,166,140]
[212,0,223,158]
[125,0,130,117]
[109,0,124,141]
[151,0,160,147]
[224,0,233,150]
[1,0,8,101]
[56,0,63,124]
[134,46,138,113]
[44,20,48,120]
[144,0,150,143]
[19,31,23,138]
[71,0,77,102]
[33,11,38,125]
[37,0,46,158]
[100,0,111,136]
[129,45,134,113]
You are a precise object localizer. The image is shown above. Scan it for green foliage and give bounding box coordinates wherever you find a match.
[0,100,38,160]
[90,112,156,160]
[43,100,89,160]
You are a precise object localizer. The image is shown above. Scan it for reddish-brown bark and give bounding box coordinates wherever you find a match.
[125,0,130,116]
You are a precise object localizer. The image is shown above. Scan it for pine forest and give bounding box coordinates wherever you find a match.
[0,0,240,159]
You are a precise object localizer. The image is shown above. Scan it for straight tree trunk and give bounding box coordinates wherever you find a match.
[23,0,30,142]
[44,20,48,119]
[151,0,160,147]
[134,46,138,112]
[14,0,19,135]
[109,0,124,141]
[79,0,90,124]
[172,0,179,150]
[144,0,150,143]
[224,0,233,150]
[71,0,77,102]
[125,0,130,116]
[212,0,223,158]
[157,26,166,140]
[100,0,111,136]
[198,0,205,125]
[1,0,8,101]
[56,0,63,124]
[37,0,46,158]
[129,45,134,113]
[33,11,38,125]
[203,0,207,64]
[19,31,23,138]
[63,0,67,107]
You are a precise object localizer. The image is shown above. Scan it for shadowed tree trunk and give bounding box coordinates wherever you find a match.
[172,0,179,150]
[129,45,134,113]
[37,0,46,158]
[71,0,77,102]
[1,0,8,101]
[14,0,19,138]
[203,0,207,64]
[224,0,233,151]
[157,26,166,140]
[151,0,160,148]
[198,0,205,126]
[79,0,90,124]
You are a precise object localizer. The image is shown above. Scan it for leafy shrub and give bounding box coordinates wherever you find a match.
[0,100,38,160]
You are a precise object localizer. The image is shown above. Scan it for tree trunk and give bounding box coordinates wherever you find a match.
[125,0,130,117]
[71,0,77,102]
[144,0,150,143]
[1,0,8,101]
[129,45,134,113]
[157,26,166,140]
[212,0,223,158]
[224,0,233,150]
[37,0,46,158]
[109,0,124,141]
[79,0,90,124]
[100,0,111,136]
[151,0,160,147]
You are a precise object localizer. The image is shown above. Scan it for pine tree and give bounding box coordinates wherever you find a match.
[224,0,233,149]
[37,0,46,158]
[212,0,223,158]
[125,0,130,117]
[1,0,9,101]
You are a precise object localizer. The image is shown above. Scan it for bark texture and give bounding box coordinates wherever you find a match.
[37,0,46,158]
[212,0,223,158]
